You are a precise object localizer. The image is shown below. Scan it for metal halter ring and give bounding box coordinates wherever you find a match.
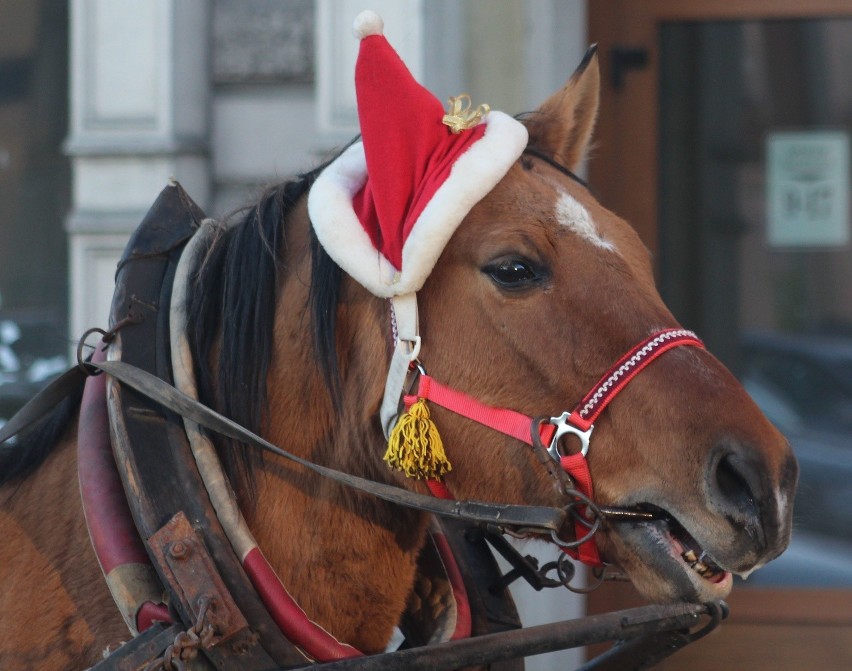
[76,313,143,376]
[548,488,604,549]
[76,327,108,376]
[546,410,594,460]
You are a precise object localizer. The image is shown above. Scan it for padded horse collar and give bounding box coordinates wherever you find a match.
[98,182,299,668]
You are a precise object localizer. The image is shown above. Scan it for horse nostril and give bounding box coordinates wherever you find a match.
[713,451,762,533]
[716,454,753,509]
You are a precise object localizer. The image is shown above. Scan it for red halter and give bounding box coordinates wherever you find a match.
[405,328,705,566]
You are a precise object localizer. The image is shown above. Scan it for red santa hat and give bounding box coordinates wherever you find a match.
[308,10,528,297]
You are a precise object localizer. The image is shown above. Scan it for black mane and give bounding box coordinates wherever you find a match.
[0,383,85,487]
[186,164,343,502]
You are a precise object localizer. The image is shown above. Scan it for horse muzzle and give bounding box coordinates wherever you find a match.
[597,429,798,603]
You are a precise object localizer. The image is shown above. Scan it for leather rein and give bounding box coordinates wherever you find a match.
[82,354,574,536]
[2,329,699,553]
[68,329,703,590]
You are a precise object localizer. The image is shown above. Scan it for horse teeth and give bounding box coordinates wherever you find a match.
[682,549,697,563]
[693,561,708,575]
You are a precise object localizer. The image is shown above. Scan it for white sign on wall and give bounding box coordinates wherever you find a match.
[766,131,850,247]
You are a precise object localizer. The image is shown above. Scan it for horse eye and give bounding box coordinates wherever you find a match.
[485,258,542,288]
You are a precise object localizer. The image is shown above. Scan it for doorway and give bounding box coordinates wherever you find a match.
[588,2,852,668]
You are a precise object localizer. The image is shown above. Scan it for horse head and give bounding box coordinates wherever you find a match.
[266,14,798,649]
[405,50,797,603]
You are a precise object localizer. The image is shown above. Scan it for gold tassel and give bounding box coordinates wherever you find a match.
[384,399,452,480]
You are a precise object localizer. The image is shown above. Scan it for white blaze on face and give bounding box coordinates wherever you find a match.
[555,192,616,252]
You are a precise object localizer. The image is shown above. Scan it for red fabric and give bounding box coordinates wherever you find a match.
[430,531,472,641]
[78,346,151,574]
[575,330,704,425]
[427,479,455,499]
[352,34,486,269]
[567,410,592,432]
[409,375,556,447]
[243,547,362,661]
[560,454,602,566]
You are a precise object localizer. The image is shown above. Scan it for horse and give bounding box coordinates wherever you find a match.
[0,49,796,670]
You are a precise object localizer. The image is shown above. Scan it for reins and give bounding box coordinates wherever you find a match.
[81,354,571,537]
[68,326,703,570]
[0,327,680,547]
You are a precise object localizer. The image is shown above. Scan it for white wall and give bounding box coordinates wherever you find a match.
[66,0,209,342]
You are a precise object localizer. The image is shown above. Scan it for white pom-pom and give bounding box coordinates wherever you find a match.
[353,10,383,39]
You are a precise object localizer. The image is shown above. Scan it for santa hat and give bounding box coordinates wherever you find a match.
[308,10,528,298]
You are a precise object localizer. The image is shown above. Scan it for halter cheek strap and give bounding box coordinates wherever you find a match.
[402,328,705,567]
[406,375,602,565]
[380,293,421,439]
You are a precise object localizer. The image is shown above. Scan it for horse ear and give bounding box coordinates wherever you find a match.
[524,45,600,170]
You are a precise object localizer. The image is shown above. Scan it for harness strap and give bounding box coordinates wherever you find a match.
[380,294,421,439]
[89,359,568,535]
[0,366,86,444]
[560,453,600,565]
[572,329,705,430]
[407,375,557,447]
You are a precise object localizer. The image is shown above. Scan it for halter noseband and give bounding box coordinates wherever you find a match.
[400,328,705,565]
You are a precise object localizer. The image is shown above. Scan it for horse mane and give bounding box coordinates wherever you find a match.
[0,382,85,487]
[186,159,344,503]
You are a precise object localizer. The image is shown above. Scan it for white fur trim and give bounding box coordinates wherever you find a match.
[308,112,528,297]
[353,10,383,39]
[398,112,527,292]
[308,144,400,296]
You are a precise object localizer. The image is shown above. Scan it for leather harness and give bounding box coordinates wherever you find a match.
[0,181,727,670]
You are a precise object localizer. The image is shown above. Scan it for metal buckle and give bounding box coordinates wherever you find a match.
[546,411,593,460]
[403,360,427,396]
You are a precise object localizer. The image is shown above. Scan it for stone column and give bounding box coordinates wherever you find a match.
[65,0,209,342]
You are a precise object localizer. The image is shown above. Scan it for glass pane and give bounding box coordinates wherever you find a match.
[0,1,70,422]
[659,19,852,586]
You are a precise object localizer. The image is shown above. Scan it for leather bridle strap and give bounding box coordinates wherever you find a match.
[0,366,87,444]
[86,359,568,535]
